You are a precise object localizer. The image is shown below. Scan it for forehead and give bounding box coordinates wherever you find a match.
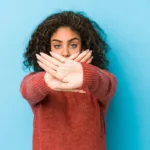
[51,27,81,41]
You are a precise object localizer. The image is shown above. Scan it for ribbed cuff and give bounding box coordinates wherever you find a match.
[80,63,99,90]
[35,72,57,95]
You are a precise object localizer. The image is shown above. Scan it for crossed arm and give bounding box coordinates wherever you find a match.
[20,50,117,109]
[36,50,93,93]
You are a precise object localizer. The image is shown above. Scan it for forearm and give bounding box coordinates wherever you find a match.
[20,72,53,106]
[80,63,117,105]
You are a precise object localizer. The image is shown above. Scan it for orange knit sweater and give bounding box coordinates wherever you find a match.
[20,63,117,150]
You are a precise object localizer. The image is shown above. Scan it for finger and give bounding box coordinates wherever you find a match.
[74,49,90,62]
[80,51,92,62]
[36,54,58,71]
[37,61,56,77]
[68,52,80,60]
[50,52,67,63]
[86,56,93,64]
[39,52,62,67]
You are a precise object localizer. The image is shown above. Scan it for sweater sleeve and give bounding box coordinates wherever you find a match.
[80,63,117,114]
[20,71,54,106]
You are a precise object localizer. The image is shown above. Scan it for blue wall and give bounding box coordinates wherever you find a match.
[0,0,149,150]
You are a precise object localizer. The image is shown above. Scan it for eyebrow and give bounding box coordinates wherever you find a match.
[51,37,80,43]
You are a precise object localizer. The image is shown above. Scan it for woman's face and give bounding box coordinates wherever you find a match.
[50,27,82,58]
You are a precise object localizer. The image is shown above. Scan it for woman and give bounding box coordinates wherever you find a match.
[20,10,117,150]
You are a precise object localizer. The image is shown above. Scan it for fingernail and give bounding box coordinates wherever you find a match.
[50,51,54,55]
[40,52,45,56]
[83,49,88,53]
[35,54,38,57]
[89,50,92,53]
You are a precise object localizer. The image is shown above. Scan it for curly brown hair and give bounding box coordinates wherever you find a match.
[23,10,109,72]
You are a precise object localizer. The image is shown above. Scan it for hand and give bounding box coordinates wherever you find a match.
[36,53,85,93]
[37,52,83,90]
[36,50,93,93]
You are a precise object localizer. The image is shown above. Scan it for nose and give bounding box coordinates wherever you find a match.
[62,48,70,57]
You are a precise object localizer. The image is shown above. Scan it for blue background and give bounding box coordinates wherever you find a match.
[0,0,149,150]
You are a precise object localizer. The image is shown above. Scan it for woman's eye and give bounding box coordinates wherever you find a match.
[54,45,61,49]
[70,44,77,48]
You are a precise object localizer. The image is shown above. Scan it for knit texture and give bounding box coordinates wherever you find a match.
[20,63,117,150]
